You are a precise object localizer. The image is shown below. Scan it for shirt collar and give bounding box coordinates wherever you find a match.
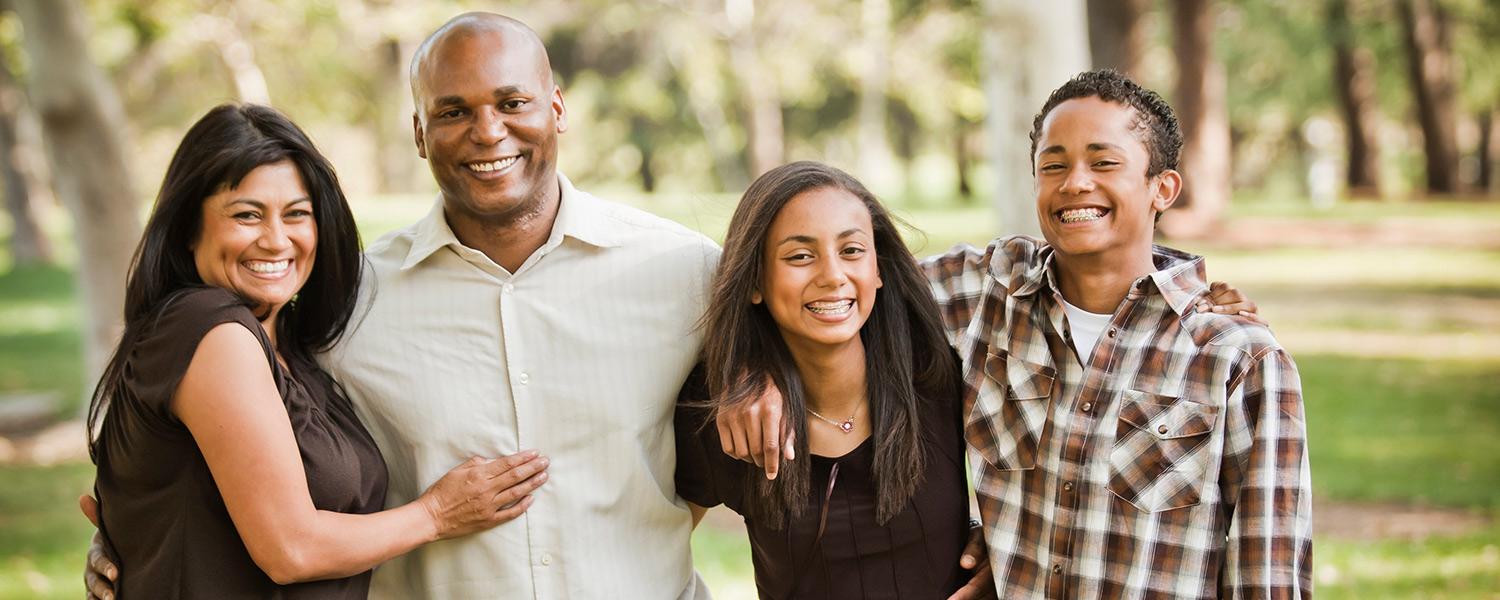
[1011,244,1206,315]
[399,172,620,271]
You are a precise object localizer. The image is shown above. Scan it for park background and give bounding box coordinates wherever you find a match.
[0,0,1497,598]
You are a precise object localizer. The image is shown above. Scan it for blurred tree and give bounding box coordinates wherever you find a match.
[1161,0,1230,238]
[726,0,784,178]
[0,41,52,266]
[856,0,896,192]
[1328,0,1382,198]
[981,0,1089,236]
[1087,0,1147,79]
[1398,0,1460,194]
[10,0,142,398]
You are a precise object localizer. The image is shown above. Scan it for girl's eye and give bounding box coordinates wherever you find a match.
[785,252,813,262]
[841,247,866,257]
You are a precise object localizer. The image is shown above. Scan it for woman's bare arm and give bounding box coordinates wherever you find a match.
[175,322,547,584]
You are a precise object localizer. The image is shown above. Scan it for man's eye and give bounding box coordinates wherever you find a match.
[501,99,527,111]
[1039,164,1064,173]
[439,109,464,119]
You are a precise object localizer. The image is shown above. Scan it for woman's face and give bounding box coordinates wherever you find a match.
[192,159,317,319]
[754,186,881,353]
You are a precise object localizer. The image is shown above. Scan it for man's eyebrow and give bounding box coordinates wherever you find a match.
[432,95,464,108]
[1039,145,1065,155]
[493,86,527,97]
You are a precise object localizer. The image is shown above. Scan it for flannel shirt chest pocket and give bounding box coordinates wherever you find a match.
[966,352,1055,471]
[1107,390,1221,512]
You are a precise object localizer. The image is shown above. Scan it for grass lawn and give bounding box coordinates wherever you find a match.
[1,197,1497,598]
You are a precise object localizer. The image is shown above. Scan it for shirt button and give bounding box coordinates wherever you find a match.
[1080,402,1092,413]
[541,553,553,566]
[518,372,530,385]
[503,283,515,294]
[1157,424,1169,434]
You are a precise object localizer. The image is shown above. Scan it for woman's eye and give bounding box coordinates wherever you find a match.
[1094,160,1119,168]
[233,212,259,221]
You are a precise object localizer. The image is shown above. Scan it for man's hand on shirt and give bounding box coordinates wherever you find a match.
[1195,280,1264,325]
[80,494,117,600]
[713,374,794,480]
[945,523,996,599]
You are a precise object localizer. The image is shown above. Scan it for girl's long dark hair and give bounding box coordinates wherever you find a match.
[700,161,959,525]
[86,103,361,458]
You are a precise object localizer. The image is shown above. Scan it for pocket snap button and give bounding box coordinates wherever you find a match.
[1157,424,1169,434]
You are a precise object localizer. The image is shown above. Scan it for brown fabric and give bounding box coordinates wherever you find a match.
[676,387,971,599]
[95,287,388,599]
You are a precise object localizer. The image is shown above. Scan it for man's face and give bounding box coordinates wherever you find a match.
[1032,96,1178,259]
[412,30,567,225]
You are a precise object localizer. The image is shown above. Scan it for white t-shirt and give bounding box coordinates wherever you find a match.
[1060,297,1113,364]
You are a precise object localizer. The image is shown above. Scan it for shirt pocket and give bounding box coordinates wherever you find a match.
[966,352,1054,471]
[1107,389,1220,513]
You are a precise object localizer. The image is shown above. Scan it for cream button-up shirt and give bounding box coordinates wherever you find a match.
[322,175,719,599]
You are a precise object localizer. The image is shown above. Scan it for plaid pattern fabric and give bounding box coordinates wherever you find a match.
[922,236,1313,599]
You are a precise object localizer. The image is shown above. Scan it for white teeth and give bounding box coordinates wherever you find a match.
[1059,207,1106,223]
[246,260,289,274]
[806,299,854,314]
[467,156,519,173]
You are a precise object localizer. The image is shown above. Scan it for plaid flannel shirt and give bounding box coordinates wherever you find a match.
[922,236,1313,600]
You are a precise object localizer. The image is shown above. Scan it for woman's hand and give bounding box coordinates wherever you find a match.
[418,451,549,541]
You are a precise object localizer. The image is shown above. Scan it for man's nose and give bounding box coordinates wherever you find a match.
[469,107,508,145]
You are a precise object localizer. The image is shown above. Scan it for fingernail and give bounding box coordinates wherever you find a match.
[108,568,117,579]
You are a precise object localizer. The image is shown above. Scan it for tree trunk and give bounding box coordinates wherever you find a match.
[662,22,746,192]
[1329,0,1382,198]
[725,0,783,178]
[955,122,973,200]
[1398,0,1460,195]
[857,0,897,193]
[372,37,420,194]
[0,45,52,266]
[1086,0,1148,79]
[13,0,143,400]
[981,0,1090,237]
[1480,108,1495,195]
[194,12,271,104]
[1160,0,1231,238]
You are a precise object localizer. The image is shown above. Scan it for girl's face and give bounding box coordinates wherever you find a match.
[755,186,881,354]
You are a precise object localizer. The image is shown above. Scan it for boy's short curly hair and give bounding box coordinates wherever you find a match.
[1028,69,1183,178]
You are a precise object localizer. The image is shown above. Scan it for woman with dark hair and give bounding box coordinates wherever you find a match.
[88,103,547,598]
[675,161,990,599]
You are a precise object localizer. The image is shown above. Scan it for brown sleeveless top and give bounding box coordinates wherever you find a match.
[94,287,388,599]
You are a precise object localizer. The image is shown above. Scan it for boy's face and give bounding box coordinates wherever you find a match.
[1031,96,1179,259]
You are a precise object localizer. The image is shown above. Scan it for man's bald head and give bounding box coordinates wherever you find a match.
[409,12,554,111]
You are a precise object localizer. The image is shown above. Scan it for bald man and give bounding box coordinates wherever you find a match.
[86,12,720,600]
[324,14,719,598]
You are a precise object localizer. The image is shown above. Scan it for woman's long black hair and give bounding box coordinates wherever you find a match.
[700,161,960,525]
[86,103,361,458]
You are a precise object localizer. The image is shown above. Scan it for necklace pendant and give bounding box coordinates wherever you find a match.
[839,420,854,434]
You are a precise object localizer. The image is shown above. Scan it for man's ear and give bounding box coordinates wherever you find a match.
[1150,169,1183,214]
[552,86,568,134]
[413,112,427,159]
